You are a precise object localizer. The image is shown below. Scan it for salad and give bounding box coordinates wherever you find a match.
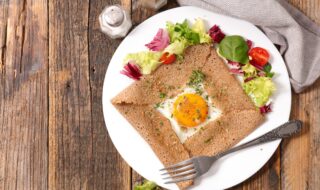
[120,18,275,114]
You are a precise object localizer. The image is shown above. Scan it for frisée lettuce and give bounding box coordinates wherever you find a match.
[165,19,211,56]
[243,77,275,107]
[191,18,212,43]
[124,51,162,74]
[134,180,159,190]
[164,39,187,56]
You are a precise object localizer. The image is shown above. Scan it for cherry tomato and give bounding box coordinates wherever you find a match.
[160,52,176,64]
[249,47,270,66]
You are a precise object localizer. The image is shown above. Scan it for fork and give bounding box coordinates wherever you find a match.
[160,120,302,184]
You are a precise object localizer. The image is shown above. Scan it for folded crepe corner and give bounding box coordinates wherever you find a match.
[111,44,264,189]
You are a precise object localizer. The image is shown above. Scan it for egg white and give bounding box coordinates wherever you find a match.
[157,84,221,143]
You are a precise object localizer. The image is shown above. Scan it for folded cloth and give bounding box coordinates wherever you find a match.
[177,0,320,93]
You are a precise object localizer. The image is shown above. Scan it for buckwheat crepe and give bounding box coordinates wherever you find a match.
[112,44,264,189]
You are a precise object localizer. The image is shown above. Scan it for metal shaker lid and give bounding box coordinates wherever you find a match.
[103,5,124,27]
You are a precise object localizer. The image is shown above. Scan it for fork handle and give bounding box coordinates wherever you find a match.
[216,120,302,159]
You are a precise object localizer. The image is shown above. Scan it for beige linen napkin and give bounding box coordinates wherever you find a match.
[177,0,320,93]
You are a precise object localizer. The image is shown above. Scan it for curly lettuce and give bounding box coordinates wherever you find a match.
[164,39,187,56]
[192,18,212,43]
[165,19,211,56]
[124,51,162,74]
[243,77,275,107]
[242,63,257,78]
[134,181,159,190]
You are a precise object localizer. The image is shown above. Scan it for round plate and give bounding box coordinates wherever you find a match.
[102,6,291,190]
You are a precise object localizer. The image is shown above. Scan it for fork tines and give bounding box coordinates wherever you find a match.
[160,159,198,184]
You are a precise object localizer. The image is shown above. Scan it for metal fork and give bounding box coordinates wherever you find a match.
[160,120,302,184]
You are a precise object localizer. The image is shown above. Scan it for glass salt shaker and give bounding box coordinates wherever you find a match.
[99,5,132,39]
[140,0,167,10]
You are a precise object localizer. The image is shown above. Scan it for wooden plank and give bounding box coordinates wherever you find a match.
[0,0,48,190]
[231,149,280,190]
[48,0,94,189]
[281,80,320,190]
[280,1,320,189]
[87,0,132,189]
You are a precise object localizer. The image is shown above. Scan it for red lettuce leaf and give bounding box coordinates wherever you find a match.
[227,60,241,68]
[230,68,244,75]
[120,62,142,80]
[145,28,170,51]
[260,103,272,114]
[209,25,225,43]
[249,60,264,71]
[244,76,256,83]
[246,39,253,49]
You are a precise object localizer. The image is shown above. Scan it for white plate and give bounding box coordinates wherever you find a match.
[102,6,291,190]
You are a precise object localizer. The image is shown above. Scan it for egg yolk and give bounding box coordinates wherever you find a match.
[173,93,208,128]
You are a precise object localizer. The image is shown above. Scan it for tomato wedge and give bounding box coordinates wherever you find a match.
[160,52,176,64]
[249,47,270,66]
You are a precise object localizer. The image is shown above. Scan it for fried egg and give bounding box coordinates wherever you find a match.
[157,84,221,143]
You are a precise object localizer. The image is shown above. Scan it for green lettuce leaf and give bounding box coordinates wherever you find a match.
[134,181,159,190]
[192,18,212,43]
[218,35,249,64]
[164,39,188,55]
[243,77,275,107]
[242,63,257,77]
[124,51,162,74]
[166,20,200,45]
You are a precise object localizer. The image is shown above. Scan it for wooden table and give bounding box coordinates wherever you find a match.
[0,0,319,189]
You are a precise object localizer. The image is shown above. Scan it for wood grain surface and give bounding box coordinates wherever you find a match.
[0,0,319,189]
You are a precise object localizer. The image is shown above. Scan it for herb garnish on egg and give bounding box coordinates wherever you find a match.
[187,70,206,86]
[187,70,206,95]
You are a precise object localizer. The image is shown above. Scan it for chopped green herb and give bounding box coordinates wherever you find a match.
[205,95,209,100]
[219,87,228,96]
[144,111,153,117]
[159,92,166,99]
[204,137,212,143]
[188,70,206,86]
[159,121,164,126]
[196,109,202,119]
[170,114,173,118]
[155,128,160,132]
[207,115,211,119]
[195,86,203,95]
[167,85,175,90]
[154,103,161,108]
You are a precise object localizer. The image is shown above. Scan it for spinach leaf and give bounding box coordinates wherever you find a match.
[218,35,249,64]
